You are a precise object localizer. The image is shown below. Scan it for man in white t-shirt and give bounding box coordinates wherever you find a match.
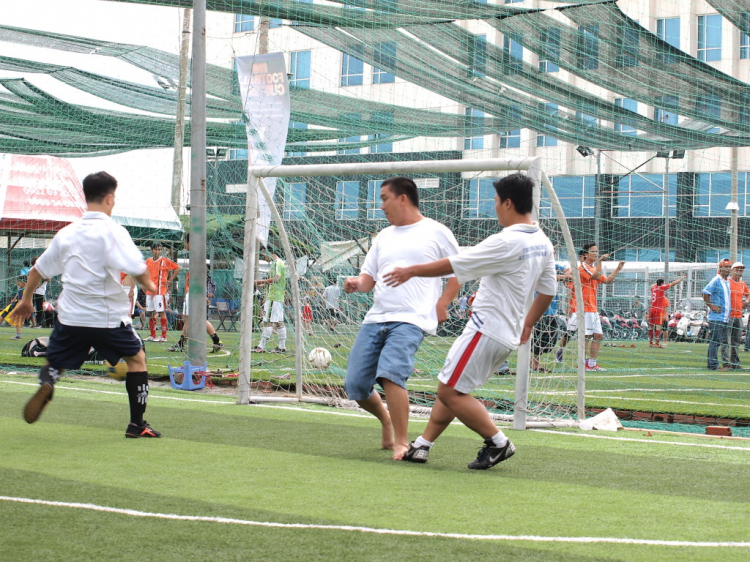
[384,173,556,469]
[322,280,342,332]
[344,176,460,461]
[12,171,161,438]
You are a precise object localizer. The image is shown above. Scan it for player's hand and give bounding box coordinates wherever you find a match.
[436,302,449,324]
[344,277,359,294]
[519,323,533,345]
[8,300,33,325]
[598,253,610,262]
[382,267,412,287]
[618,260,626,269]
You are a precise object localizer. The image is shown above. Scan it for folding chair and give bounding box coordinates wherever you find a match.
[216,301,237,331]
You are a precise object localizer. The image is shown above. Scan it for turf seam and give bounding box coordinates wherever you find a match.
[1,496,748,548]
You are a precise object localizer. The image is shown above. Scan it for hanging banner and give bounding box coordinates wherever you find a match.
[235,53,291,247]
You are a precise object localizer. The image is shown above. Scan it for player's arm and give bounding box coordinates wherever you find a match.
[436,277,460,324]
[520,293,555,344]
[344,273,376,294]
[381,258,453,287]
[668,275,686,288]
[166,261,181,286]
[602,260,626,284]
[8,267,42,322]
[702,291,721,313]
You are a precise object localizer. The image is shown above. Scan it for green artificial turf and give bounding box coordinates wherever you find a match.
[1,376,749,561]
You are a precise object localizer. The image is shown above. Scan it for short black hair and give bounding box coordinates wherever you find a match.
[381,176,419,208]
[656,278,664,286]
[493,173,533,215]
[151,242,162,250]
[579,243,597,258]
[82,171,117,203]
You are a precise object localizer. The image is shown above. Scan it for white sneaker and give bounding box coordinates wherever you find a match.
[144,336,155,342]
[154,337,165,343]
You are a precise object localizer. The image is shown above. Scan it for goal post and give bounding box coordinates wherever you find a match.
[237,156,584,428]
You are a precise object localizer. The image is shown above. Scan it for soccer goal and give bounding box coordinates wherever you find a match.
[236,157,586,429]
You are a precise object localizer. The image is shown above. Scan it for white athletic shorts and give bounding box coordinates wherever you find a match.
[263,300,284,323]
[438,327,513,394]
[567,312,602,336]
[146,294,166,313]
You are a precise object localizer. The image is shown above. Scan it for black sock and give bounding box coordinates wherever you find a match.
[125,372,149,425]
[210,333,220,344]
[39,364,61,386]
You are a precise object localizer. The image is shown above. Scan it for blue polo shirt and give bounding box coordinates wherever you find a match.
[702,274,731,323]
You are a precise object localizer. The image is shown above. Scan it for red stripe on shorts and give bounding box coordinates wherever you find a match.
[446,331,483,388]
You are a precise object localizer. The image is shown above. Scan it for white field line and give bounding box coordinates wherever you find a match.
[540,389,750,396]
[530,429,750,451]
[2,380,748,447]
[0,496,747,548]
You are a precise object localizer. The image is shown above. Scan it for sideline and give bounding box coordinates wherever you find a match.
[1,496,747,548]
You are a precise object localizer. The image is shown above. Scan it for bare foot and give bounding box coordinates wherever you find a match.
[381,423,395,450]
[392,443,409,461]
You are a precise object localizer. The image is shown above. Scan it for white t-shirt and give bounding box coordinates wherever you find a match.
[449,222,556,348]
[34,211,147,328]
[362,217,459,335]
[323,284,341,310]
[34,280,48,296]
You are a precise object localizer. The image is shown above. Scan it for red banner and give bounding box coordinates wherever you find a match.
[0,154,86,232]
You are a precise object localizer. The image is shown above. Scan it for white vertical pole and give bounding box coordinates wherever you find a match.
[187,0,207,368]
[238,174,259,404]
[542,172,586,421]
[170,7,191,215]
[664,157,670,274]
[255,175,304,399]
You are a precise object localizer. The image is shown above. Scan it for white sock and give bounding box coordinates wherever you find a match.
[586,357,592,367]
[414,435,433,449]
[590,358,597,367]
[259,326,273,347]
[490,431,508,448]
[277,326,287,349]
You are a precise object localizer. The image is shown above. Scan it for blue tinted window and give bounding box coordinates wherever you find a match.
[373,42,396,84]
[742,14,750,59]
[500,130,521,148]
[616,174,676,218]
[341,45,364,86]
[695,173,741,217]
[234,14,254,32]
[577,25,599,70]
[656,17,680,49]
[539,28,560,72]
[654,95,678,125]
[269,18,282,29]
[542,176,595,218]
[367,180,386,220]
[464,107,484,150]
[537,103,558,147]
[335,181,359,220]
[284,182,306,220]
[290,51,311,89]
[614,98,637,135]
[469,34,487,77]
[464,178,495,219]
[503,33,523,74]
[698,14,722,61]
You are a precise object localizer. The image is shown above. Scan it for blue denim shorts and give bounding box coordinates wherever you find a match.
[344,322,425,401]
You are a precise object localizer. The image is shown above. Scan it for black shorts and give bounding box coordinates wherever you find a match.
[47,319,143,370]
[325,308,341,320]
[532,315,560,356]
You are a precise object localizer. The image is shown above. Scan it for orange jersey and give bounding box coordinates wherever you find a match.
[145,257,179,296]
[578,263,601,313]
[566,280,576,314]
[650,284,669,313]
[729,278,749,318]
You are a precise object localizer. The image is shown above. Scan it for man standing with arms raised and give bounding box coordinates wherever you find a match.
[15,171,161,437]
[344,177,459,461]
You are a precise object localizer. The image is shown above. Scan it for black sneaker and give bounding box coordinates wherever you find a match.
[23,383,53,424]
[402,442,430,463]
[251,347,265,353]
[211,342,224,353]
[270,347,287,354]
[167,344,183,352]
[468,438,515,470]
[125,421,162,438]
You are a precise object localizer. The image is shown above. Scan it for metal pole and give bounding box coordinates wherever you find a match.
[731,146,739,262]
[664,157,670,274]
[170,7,191,214]
[238,174,259,404]
[594,149,601,244]
[187,0,207,368]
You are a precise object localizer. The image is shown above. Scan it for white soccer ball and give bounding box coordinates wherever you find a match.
[307,347,332,369]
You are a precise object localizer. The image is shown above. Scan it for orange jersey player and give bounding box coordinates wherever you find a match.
[144,242,180,342]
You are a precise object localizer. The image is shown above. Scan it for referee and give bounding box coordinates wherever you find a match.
[12,171,162,438]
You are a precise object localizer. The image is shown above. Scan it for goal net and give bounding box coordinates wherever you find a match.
[237,157,584,428]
